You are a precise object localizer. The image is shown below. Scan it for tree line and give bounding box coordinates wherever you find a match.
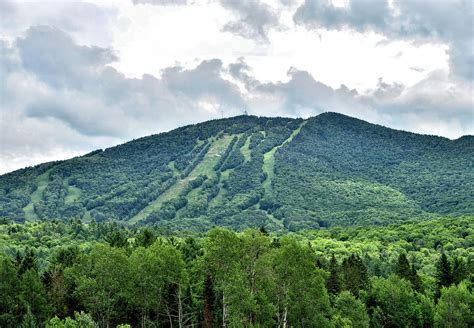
[1,223,472,328]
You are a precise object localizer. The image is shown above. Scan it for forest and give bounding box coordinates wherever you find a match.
[0,114,473,327]
[1,113,472,231]
[0,216,472,327]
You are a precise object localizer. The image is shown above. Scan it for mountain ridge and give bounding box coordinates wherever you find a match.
[1,112,472,231]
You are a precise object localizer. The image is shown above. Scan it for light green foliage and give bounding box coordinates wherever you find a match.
[67,245,129,328]
[0,217,472,327]
[46,312,98,328]
[22,171,50,221]
[269,238,332,327]
[434,282,474,328]
[332,291,369,328]
[20,269,51,324]
[367,275,428,327]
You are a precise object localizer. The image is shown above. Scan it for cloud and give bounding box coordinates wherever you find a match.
[1,25,472,174]
[17,26,117,89]
[132,0,188,5]
[294,0,474,80]
[219,0,281,42]
[0,0,117,47]
[0,26,246,173]
[128,0,281,42]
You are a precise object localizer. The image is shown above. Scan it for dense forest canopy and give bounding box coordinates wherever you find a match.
[0,217,472,327]
[1,113,473,327]
[1,113,472,231]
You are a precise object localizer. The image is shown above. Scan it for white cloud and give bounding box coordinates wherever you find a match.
[0,0,472,174]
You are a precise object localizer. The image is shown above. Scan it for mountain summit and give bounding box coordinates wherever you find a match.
[1,113,472,231]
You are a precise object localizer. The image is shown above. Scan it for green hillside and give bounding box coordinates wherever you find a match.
[0,113,472,231]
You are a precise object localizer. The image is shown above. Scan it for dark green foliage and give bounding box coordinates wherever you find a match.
[20,269,52,324]
[326,254,341,295]
[395,253,422,291]
[0,258,21,327]
[2,113,470,230]
[134,228,156,248]
[272,113,473,228]
[342,254,368,296]
[219,134,246,171]
[435,253,453,299]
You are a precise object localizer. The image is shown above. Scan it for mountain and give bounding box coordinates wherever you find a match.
[1,113,472,231]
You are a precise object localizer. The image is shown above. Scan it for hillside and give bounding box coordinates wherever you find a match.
[1,113,472,231]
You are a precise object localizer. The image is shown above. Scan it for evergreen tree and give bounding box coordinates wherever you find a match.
[435,253,453,300]
[134,228,156,248]
[20,269,51,324]
[326,254,341,295]
[395,253,411,279]
[394,254,422,292]
[451,257,467,285]
[104,231,129,248]
[20,306,37,328]
[409,264,423,292]
[203,275,215,328]
[0,258,21,327]
[17,249,37,275]
[342,254,368,296]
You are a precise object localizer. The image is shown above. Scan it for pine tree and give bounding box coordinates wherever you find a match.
[20,306,37,328]
[451,257,467,285]
[395,254,422,292]
[395,253,411,280]
[342,254,368,296]
[326,254,341,295]
[409,264,423,292]
[203,274,215,328]
[435,253,453,300]
[20,269,51,324]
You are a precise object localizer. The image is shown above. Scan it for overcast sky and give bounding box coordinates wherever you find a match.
[0,0,473,174]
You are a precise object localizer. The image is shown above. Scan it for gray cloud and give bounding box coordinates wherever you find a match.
[17,26,117,89]
[132,0,188,5]
[219,0,280,42]
[294,0,474,80]
[0,1,117,47]
[1,25,472,174]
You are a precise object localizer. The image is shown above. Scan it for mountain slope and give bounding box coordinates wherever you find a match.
[1,113,472,231]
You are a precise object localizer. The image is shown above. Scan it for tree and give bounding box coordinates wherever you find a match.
[326,254,342,295]
[0,258,21,327]
[435,253,453,299]
[20,306,37,328]
[20,269,51,324]
[128,245,166,327]
[67,245,129,328]
[134,229,156,248]
[451,257,468,285]
[104,231,129,248]
[394,253,411,279]
[434,281,474,328]
[270,239,332,327]
[367,275,424,328]
[203,228,243,328]
[46,311,99,328]
[332,291,369,328]
[342,254,368,296]
[394,253,422,292]
[203,275,215,328]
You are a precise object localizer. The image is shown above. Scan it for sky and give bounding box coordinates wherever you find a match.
[0,0,473,174]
